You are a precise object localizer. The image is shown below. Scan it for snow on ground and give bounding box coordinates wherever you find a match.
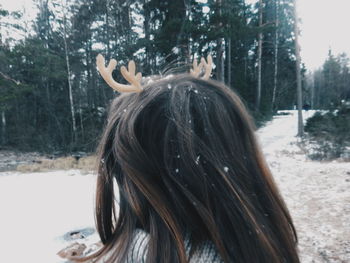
[0,170,98,263]
[257,111,350,263]
[0,110,349,262]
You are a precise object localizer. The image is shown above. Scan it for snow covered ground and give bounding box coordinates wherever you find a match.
[257,111,350,263]
[0,170,98,263]
[0,110,349,262]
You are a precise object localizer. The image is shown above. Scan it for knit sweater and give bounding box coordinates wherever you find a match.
[126,230,223,263]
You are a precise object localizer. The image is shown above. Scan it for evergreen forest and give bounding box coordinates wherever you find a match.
[0,0,349,153]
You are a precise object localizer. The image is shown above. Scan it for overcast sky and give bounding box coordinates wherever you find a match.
[1,0,350,71]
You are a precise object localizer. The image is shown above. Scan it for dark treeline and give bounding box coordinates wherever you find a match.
[0,0,348,153]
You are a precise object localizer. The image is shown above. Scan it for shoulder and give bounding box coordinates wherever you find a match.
[127,231,223,263]
[189,241,223,263]
[126,229,149,263]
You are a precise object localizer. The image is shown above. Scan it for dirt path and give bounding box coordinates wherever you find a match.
[257,111,350,262]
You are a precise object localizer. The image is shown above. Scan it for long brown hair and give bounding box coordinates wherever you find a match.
[88,75,299,262]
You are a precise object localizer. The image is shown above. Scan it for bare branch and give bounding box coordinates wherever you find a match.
[0,71,20,85]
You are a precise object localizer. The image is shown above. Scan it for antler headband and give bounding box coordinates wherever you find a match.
[190,55,213,80]
[96,54,143,93]
[96,54,213,93]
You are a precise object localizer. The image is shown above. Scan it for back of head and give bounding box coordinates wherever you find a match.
[92,75,299,263]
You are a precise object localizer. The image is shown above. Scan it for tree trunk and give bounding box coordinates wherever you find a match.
[0,12,2,45]
[184,0,192,63]
[216,49,222,81]
[227,37,232,87]
[271,0,279,112]
[1,110,6,145]
[216,0,225,82]
[293,0,304,136]
[256,0,263,110]
[310,74,315,109]
[44,80,52,134]
[143,0,150,72]
[78,78,84,140]
[105,0,111,57]
[218,38,225,82]
[62,0,77,140]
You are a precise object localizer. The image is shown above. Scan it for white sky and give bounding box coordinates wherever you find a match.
[298,0,350,70]
[1,0,350,71]
[0,0,35,17]
[246,0,350,70]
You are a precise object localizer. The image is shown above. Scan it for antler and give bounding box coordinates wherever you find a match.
[190,58,202,78]
[190,55,213,80]
[96,54,142,93]
[201,55,213,80]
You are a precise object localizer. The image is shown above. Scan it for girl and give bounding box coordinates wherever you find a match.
[84,55,299,263]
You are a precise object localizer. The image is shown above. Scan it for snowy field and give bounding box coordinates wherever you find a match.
[0,110,349,262]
